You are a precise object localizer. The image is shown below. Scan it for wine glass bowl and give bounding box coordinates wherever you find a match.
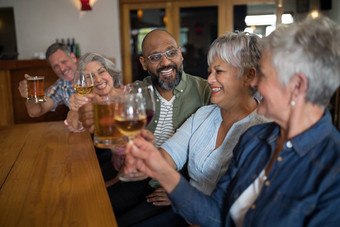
[124,83,155,127]
[74,71,94,96]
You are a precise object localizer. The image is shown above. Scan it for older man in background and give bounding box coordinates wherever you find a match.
[18,43,77,117]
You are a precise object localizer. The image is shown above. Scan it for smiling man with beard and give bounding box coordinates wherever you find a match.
[137,29,211,148]
[107,29,211,226]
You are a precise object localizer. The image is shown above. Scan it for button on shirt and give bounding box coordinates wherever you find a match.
[169,110,340,227]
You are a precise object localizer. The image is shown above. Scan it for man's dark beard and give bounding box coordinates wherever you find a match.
[149,63,183,90]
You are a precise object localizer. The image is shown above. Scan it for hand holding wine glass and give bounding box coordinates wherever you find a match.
[114,93,148,181]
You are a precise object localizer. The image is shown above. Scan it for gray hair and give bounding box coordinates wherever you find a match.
[263,16,340,107]
[208,32,262,78]
[77,52,122,88]
[45,42,72,60]
[208,32,262,96]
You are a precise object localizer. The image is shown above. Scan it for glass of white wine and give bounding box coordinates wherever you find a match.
[73,71,94,96]
[114,93,148,181]
[124,83,155,126]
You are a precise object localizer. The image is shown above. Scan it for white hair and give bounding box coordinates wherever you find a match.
[263,16,340,107]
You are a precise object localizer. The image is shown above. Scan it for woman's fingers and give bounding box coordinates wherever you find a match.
[69,94,89,111]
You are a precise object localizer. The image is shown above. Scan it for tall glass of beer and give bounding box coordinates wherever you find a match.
[27,76,46,103]
[93,97,124,149]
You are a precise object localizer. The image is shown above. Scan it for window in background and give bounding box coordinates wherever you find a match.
[130,9,166,81]
[234,3,293,38]
[180,6,218,79]
[245,13,293,37]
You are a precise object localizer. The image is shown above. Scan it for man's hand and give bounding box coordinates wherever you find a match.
[147,187,171,206]
[18,74,55,117]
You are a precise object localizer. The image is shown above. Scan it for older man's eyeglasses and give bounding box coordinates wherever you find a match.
[147,48,179,63]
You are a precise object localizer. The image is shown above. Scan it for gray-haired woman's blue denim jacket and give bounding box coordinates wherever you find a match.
[169,110,340,227]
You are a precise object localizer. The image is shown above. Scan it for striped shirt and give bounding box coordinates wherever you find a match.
[153,90,175,148]
[142,72,211,136]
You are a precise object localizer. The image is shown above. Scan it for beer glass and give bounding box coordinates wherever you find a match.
[93,96,124,149]
[27,76,46,103]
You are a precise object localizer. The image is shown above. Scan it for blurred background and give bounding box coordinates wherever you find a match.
[0,0,339,128]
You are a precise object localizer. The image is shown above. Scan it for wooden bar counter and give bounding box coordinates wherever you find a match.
[0,121,117,226]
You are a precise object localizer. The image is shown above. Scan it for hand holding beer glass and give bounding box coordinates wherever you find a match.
[114,93,148,181]
[27,76,46,103]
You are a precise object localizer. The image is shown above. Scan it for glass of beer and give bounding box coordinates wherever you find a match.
[93,96,124,149]
[27,76,46,103]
